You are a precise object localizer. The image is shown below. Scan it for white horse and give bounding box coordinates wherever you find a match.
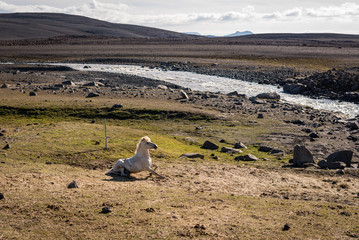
[106,136,164,178]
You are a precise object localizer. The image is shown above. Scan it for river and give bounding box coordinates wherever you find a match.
[53,63,359,118]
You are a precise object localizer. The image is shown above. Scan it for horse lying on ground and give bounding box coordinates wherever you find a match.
[106,136,164,178]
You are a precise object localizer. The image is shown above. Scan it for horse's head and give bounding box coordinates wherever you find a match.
[138,136,158,151]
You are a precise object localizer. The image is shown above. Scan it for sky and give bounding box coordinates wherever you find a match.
[0,0,358,35]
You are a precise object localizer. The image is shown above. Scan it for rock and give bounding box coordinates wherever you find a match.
[3,144,10,150]
[179,153,205,159]
[202,141,219,150]
[86,92,100,98]
[256,92,281,100]
[271,149,285,156]
[317,160,328,169]
[283,83,306,94]
[293,145,314,167]
[180,90,189,99]
[327,161,346,169]
[0,193,4,200]
[67,181,78,189]
[346,121,359,131]
[0,132,4,137]
[62,80,75,86]
[282,224,290,231]
[258,146,272,152]
[227,91,239,97]
[111,104,123,110]
[29,91,37,96]
[327,150,353,167]
[234,142,247,149]
[221,147,243,154]
[257,113,264,119]
[318,160,346,169]
[157,85,168,90]
[101,207,112,214]
[1,83,9,88]
[145,207,155,212]
[235,154,258,161]
[309,132,319,138]
[291,120,306,125]
[83,81,104,87]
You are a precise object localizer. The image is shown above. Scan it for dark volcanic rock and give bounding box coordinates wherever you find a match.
[234,142,247,149]
[1,83,9,88]
[3,144,10,150]
[293,145,314,167]
[67,181,79,189]
[221,147,243,154]
[235,154,258,161]
[256,92,280,100]
[62,80,75,86]
[29,91,37,96]
[202,141,219,150]
[101,207,112,214]
[0,193,4,200]
[179,153,205,159]
[309,132,319,138]
[86,92,100,98]
[327,150,353,167]
[258,146,272,152]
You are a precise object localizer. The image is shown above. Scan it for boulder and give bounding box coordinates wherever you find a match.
[3,144,10,150]
[201,141,219,150]
[309,132,319,138]
[234,142,247,149]
[293,145,314,167]
[256,92,280,100]
[180,90,189,99]
[235,154,258,161]
[346,121,359,131]
[83,81,105,87]
[86,92,100,98]
[62,80,75,86]
[271,149,285,156]
[111,104,123,110]
[327,150,353,167]
[67,181,78,189]
[157,85,168,90]
[258,146,272,152]
[283,83,306,94]
[221,147,243,154]
[29,92,37,96]
[101,207,112,214]
[1,83,9,88]
[179,153,205,159]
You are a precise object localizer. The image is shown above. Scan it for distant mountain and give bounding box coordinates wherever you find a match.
[0,13,200,40]
[184,31,253,38]
[224,31,253,37]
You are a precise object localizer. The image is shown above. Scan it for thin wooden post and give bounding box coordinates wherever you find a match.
[105,119,108,149]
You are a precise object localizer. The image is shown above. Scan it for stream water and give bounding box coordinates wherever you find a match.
[54,63,358,118]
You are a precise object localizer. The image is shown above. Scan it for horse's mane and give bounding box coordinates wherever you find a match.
[135,136,151,154]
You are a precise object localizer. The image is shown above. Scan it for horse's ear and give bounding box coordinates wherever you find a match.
[142,136,151,142]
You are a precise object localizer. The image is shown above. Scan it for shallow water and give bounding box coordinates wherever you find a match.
[54,63,359,118]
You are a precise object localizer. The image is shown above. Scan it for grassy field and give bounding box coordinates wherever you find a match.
[1,89,359,239]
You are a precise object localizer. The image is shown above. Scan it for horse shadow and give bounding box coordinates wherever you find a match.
[102,172,152,182]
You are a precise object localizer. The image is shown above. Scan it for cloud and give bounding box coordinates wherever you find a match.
[0,0,358,27]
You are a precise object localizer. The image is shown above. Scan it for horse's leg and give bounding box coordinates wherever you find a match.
[106,159,127,176]
[151,164,158,171]
[148,167,165,179]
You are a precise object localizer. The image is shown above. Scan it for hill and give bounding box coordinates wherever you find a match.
[0,12,198,40]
